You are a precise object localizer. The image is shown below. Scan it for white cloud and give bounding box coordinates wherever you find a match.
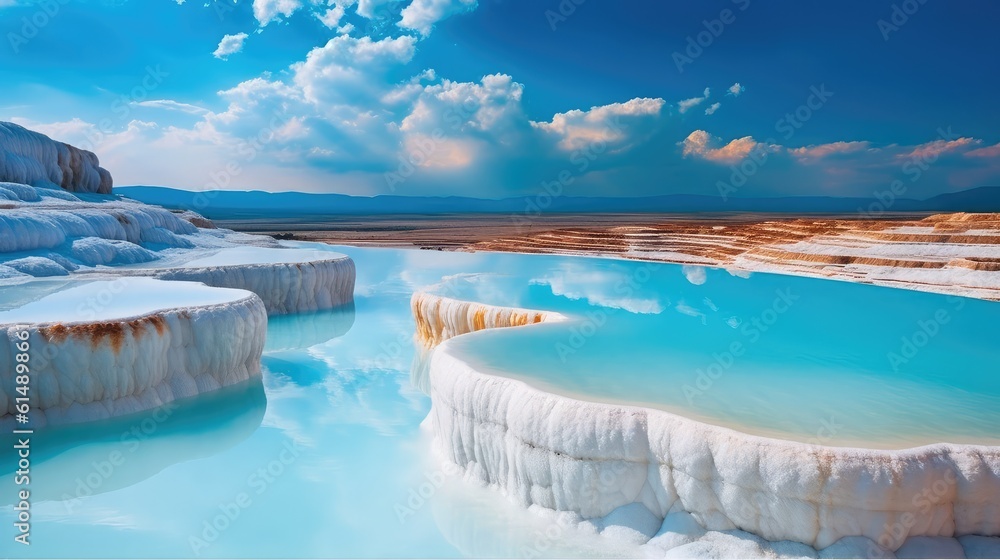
[678,87,710,114]
[131,99,209,115]
[9,117,97,145]
[316,4,346,28]
[680,129,768,164]
[790,141,870,162]
[531,97,664,151]
[394,73,526,169]
[292,35,417,106]
[401,73,524,133]
[399,0,478,37]
[704,102,720,116]
[902,137,980,161]
[252,0,304,27]
[356,0,394,18]
[213,32,248,60]
[727,82,744,97]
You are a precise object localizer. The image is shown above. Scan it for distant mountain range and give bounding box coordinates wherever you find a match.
[115,185,1000,219]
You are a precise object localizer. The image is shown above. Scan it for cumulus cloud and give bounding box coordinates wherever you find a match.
[316,5,346,28]
[678,87,710,114]
[402,74,524,133]
[394,74,527,170]
[252,0,303,26]
[213,33,249,60]
[247,0,477,38]
[399,0,478,37]
[20,1,997,200]
[680,129,767,164]
[292,35,417,106]
[531,98,664,151]
[356,0,394,18]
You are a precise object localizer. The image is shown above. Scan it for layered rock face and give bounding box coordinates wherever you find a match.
[412,290,1000,557]
[0,122,112,194]
[0,181,357,314]
[411,292,565,347]
[132,251,356,315]
[0,279,267,429]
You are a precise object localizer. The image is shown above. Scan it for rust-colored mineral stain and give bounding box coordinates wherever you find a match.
[148,315,166,335]
[42,324,70,344]
[472,308,487,330]
[40,315,167,354]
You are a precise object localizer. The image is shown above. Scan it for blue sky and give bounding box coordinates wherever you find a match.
[2,0,999,199]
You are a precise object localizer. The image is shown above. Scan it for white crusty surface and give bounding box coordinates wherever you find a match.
[0,124,355,429]
[413,291,1000,558]
[0,284,266,429]
[0,183,356,314]
[131,254,356,315]
[0,122,112,194]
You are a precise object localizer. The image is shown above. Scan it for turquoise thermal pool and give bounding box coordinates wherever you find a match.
[433,255,1000,448]
[0,278,249,323]
[1,245,998,557]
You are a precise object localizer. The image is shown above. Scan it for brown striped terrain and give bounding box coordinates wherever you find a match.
[468,213,1000,300]
[247,212,1000,301]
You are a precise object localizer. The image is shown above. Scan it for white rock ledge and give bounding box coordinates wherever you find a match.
[143,256,355,315]
[0,122,112,194]
[0,280,267,429]
[412,291,567,348]
[412,291,1000,557]
[110,249,357,315]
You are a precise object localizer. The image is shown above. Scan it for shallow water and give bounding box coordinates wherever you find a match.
[440,258,1000,448]
[0,278,248,323]
[0,246,629,558]
[178,247,344,267]
[1,245,998,557]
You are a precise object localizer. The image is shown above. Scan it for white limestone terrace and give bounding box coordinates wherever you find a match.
[0,122,356,427]
[0,181,355,314]
[0,121,112,194]
[0,278,266,429]
[412,291,1000,558]
[109,246,356,315]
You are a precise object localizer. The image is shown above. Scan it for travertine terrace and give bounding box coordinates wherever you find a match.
[470,213,1000,300]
